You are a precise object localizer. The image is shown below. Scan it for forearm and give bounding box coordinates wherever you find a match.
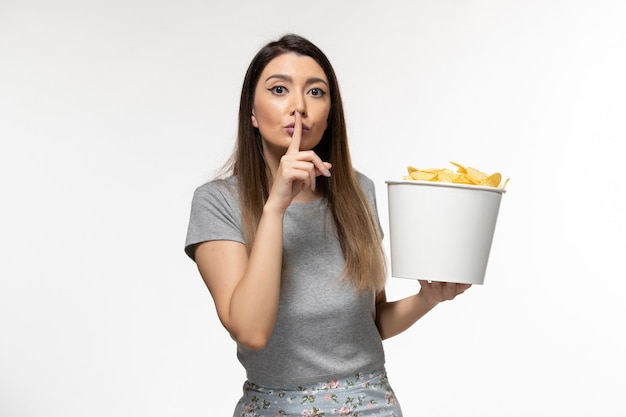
[375,292,439,340]
[228,206,285,349]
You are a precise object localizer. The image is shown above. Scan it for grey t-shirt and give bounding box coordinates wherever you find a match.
[184,172,386,387]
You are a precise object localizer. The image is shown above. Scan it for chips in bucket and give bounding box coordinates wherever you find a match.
[404,162,509,189]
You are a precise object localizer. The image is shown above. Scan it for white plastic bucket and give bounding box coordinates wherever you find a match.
[386,180,505,285]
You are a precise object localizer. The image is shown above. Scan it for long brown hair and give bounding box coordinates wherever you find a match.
[223,33,386,292]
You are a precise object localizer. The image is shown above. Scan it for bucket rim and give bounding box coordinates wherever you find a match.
[386,179,507,194]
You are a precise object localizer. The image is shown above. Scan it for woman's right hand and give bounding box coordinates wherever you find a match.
[196,113,332,350]
[266,111,332,212]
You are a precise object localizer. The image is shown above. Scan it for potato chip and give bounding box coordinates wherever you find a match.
[407,166,437,181]
[483,172,502,188]
[403,161,509,188]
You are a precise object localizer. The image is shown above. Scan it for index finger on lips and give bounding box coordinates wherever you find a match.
[286,111,302,155]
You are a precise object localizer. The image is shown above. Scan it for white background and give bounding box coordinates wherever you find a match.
[1,1,625,416]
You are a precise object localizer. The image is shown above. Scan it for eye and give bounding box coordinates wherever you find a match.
[269,86,287,95]
[309,87,326,97]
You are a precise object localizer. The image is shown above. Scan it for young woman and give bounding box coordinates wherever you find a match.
[185,33,471,417]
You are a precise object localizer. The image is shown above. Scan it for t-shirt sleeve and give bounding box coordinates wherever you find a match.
[184,179,245,261]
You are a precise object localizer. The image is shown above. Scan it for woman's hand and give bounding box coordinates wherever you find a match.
[417,280,472,306]
[266,111,331,212]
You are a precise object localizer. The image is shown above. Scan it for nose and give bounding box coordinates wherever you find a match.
[290,93,307,117]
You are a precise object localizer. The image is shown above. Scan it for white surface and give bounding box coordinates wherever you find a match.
[387,181,504,284]
[1,1,625,416]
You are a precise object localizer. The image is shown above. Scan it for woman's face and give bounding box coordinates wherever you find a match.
[251,53,331,155]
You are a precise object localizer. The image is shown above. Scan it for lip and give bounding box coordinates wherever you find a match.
[285,122,310,135]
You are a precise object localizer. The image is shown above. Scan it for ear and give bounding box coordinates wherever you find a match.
[251,112,258,128]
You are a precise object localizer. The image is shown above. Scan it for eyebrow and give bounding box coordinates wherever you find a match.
[265,74,329,87]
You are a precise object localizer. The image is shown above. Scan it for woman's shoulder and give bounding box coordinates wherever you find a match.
[192,176,239,203]
[354,170,376,192]
[195,175,238,193]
